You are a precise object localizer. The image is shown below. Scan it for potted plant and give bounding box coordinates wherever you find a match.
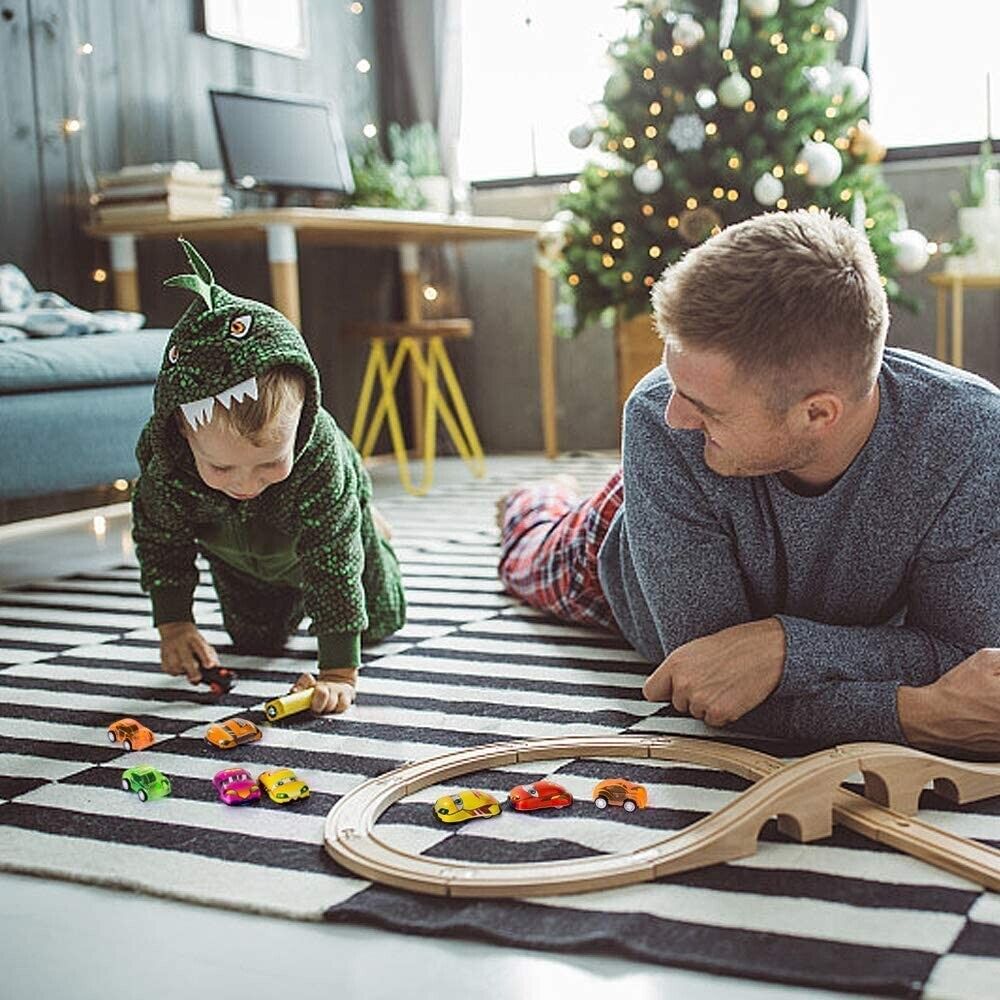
[388,122,452,213]
[346,143,423,210]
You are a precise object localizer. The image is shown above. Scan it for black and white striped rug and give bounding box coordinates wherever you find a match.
[1,456,998,999]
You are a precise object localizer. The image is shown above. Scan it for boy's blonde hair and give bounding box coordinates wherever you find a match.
[183,365,306,444]
[651,210,889,410]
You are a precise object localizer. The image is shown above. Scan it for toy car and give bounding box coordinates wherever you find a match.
[121,765,171,802]
[258,767,310,804]
[433,789,502,824]
[107,718,155,752]
[592,778,648,812]
[205,717,262,750]
[508,780,573,812]
[212,767,261,806]
[264,688,314,721]
[196,665,237,696]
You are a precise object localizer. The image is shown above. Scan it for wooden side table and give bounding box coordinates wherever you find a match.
[927,272,1000,369]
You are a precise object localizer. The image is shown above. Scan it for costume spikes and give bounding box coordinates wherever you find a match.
[163,239,215,311]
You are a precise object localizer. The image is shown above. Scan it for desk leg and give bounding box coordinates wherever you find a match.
[399,243,424,454]
[951,278,964,369]
[266,225,301,329]
[109,234,140,312]
[935,286,948,363]
[533,258,558,458]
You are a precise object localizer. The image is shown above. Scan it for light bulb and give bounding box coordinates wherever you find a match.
[356,59,371,73]
[362,123,377,138]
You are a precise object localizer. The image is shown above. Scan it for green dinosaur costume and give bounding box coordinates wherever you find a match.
[132,239,405,668]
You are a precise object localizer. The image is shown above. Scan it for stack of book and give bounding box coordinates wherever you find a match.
[93,162,232,223]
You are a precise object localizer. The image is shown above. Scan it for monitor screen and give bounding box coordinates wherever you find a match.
[210,89,354,194]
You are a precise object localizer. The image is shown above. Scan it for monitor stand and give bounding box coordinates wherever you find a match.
[269,187,346,209]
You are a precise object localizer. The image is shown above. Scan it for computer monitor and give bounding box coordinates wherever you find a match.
[210,88,355,201]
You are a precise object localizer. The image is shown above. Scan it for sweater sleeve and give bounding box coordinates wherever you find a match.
[602,380,755,664]
[291,430,367,667]
[131,429,200,625]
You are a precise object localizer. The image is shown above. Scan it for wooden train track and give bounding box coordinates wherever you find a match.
[324,736,1000,897]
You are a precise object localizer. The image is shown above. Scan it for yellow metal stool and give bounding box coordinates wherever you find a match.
[348,319,486,496]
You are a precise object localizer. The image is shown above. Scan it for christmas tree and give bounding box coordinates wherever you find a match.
[558,0,929,334]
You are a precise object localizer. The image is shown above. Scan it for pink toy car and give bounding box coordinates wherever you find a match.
[212,767,261,806]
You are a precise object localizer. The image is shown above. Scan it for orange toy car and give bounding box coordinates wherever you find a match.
[107,718,155,752]
[592,778,648,813]
[205,717,262,750]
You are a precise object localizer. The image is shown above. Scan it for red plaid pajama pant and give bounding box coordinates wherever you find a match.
[497,469,624,632]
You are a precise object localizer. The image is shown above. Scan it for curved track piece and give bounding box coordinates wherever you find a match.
[324,736,1000,898]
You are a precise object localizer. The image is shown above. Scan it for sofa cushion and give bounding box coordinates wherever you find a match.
[0,329,169,394]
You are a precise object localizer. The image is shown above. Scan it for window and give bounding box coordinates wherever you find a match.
[458,0,631,182]
[867,1,999,151]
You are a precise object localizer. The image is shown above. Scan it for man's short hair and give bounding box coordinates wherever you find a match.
[650,209,889,408]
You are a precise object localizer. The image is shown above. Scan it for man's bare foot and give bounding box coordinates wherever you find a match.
[495,472,581,532]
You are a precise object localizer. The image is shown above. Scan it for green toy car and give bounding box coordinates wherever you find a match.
[121,765,172,802]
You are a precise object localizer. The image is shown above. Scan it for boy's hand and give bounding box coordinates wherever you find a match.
[157,621,218,683]
[292,668,357,715]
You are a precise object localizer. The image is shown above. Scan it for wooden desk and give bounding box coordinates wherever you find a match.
[86,208,559,457]
[927,271,1000,370]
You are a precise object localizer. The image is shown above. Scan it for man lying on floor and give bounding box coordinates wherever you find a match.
[498,210,1000,754]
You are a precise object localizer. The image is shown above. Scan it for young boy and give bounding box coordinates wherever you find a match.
[132,239,405,713]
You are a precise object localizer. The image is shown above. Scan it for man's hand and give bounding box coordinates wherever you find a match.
[292,667,358,715]
[642,618,786,728]
[898,648,1000,755]
[157,621,218,683]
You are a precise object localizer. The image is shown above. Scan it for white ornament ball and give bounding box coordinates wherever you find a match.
[672,15,705,49]
[803,65,833,94]
[753,172,785,206]
[568,124,594,149]
[833,64,870,105]
[890,229,930,274]
[604,70,631,102]
[695,87,718,110]
[797,140,843,186]
[743,0,780,17]
[632,163,665,195]
[718,73,752,109]
[822,6,849,42]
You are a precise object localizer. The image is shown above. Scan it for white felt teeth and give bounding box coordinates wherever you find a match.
[180,397,215,431]
[180,376,259,430]
[215,376,258,410]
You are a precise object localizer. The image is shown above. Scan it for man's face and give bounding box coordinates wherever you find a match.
[180,405,301,501]
[662,342,818,478]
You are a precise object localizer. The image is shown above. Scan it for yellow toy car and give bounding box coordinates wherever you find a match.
[433,789,502,824]
[258,767,310,804]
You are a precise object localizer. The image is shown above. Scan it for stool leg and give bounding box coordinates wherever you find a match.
[359,340,409,458]
[432,337,486,477]
[410,338,472,470]
[351,338,385,448]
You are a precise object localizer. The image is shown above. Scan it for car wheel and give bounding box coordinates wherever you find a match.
[123,739,132,752]
[623,799,637,812]
[121,778,131,791]
[138,789,148,802]
[107,731,117,743]
[594,796,608,809]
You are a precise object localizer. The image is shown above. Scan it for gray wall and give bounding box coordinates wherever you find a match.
[0,0,394,427]
[465,161,1000,454]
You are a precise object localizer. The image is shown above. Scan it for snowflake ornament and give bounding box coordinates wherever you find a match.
[668,113,706,152]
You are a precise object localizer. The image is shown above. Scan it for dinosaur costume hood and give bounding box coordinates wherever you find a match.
[151,238,320,462]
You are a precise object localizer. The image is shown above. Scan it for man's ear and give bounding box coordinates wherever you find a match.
[798,391,843,433]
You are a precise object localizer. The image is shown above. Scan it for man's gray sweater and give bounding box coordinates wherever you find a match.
[598,348,1000,744]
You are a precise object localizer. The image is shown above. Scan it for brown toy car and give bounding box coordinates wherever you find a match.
[592,778,648,812]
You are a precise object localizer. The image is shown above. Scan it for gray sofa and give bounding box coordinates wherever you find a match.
[0,329,170,500]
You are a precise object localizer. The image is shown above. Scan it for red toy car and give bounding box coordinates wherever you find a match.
[508,780,573,812]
